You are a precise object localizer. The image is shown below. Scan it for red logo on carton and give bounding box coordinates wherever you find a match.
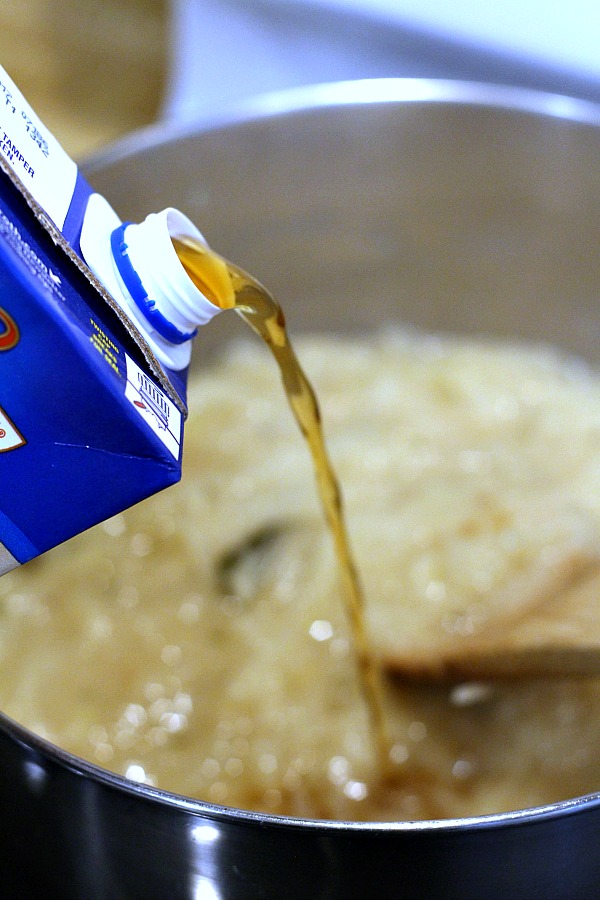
[0,405,25,452]
[0,307,19,351]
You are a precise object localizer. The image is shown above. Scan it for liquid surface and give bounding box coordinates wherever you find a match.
[3,333,600,820]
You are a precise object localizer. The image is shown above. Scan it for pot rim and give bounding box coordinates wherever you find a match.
[4,705,600,832]
[83,76,600,174]
[21,75,600,833]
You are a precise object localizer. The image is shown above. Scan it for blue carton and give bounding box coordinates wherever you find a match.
[0,67,189,575]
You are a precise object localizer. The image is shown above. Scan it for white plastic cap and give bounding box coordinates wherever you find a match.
[80,195,224,371]
[119,208,223,328]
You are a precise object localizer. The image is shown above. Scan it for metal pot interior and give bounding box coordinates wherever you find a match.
[5,79,600,872]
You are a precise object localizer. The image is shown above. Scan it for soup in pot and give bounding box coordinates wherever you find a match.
[2,330,600,821]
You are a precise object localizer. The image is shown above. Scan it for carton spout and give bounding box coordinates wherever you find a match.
[80,196,223,371]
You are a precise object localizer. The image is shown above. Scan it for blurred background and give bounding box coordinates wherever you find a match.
[0,0,167,158]
[2,0,600,160]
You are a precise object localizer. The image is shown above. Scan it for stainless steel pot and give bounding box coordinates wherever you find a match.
[3,79,600,899]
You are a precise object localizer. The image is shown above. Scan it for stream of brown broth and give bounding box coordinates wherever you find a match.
[173,236,390,770]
